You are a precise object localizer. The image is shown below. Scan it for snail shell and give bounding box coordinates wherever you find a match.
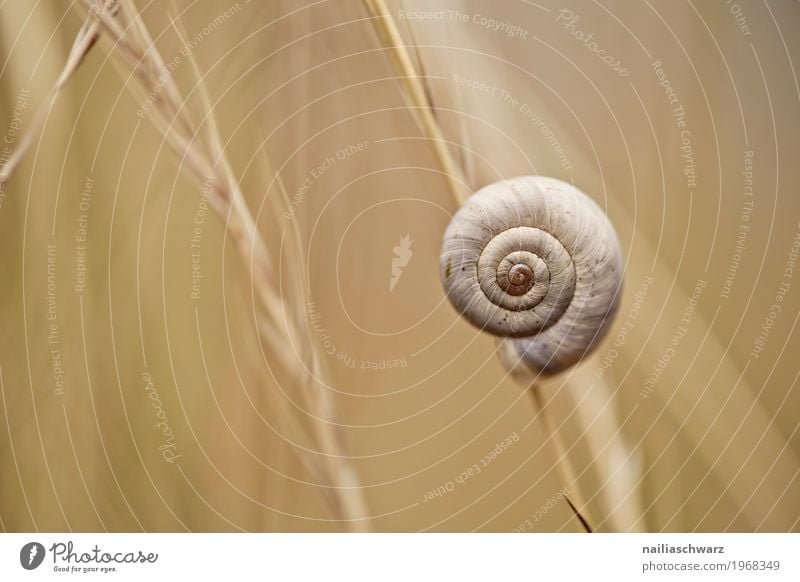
[440,176,623,375]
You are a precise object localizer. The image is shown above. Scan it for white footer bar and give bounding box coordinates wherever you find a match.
[1,533,797,581]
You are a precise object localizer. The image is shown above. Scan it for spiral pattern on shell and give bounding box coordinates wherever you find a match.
[440,176,623,375]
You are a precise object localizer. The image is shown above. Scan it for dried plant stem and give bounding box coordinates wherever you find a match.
[366,1,594,531]
[257,144,372,530]
[530,384,593,532]
[361,0,468,206]
[0,6,116,185]
[73,0,370,530]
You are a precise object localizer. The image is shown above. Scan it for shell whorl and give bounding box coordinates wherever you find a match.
[440,176,623,375]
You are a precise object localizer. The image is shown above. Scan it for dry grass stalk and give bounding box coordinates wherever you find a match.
[361,0,468,205]
[71,0,370,531]
[530,386,593,532]
[364,0,605,532]
[563,367,644,532]
[0,3,120,185]
[258,144,372,527]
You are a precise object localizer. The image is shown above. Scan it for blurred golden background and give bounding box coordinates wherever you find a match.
[0,0,799,532]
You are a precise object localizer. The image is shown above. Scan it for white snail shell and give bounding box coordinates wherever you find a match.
[440,176,623,375]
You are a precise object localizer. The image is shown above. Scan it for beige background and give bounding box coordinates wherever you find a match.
[0,0,798,531]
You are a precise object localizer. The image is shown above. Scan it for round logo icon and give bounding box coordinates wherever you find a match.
[20,542,45,570]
